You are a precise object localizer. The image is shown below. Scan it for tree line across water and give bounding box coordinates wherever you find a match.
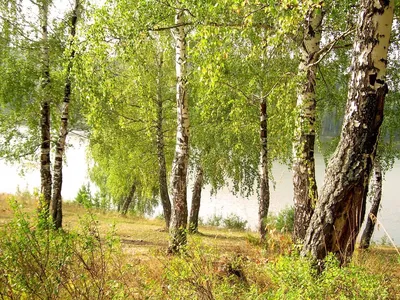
[0,0,399,264]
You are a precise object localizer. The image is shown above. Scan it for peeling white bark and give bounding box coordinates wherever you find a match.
[51,0,79,229]
[292,8,324,242]
[188,165,204,234]
[169,6,190,253]
[302,0,394,263]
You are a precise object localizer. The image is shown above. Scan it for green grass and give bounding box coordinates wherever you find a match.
[0,194,399,299]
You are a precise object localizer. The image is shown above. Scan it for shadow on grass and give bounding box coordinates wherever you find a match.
[120,238,168,247]
[191,231,247,242]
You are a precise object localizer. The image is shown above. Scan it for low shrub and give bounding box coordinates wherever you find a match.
[0,202,142,299]
[155,244,389,299]
[75,183,93,208]
[265,253,389,299]
[222,214,248,231]
[204,213,223,227]
[160,242,252,299]
[267,206,294,233]
[204,213,247,231]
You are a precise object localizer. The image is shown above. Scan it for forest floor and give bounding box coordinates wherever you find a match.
[1,192,400,299]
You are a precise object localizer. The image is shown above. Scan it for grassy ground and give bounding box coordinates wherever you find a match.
[1,193,399,299]
[0,193,260,256]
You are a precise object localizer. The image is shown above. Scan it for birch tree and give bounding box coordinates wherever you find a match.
[76,3,176,220]
[292,6,324,242]
[359,158,382,249]
[302,0,394,263]
[168,5,190,253]
[189,3,303,240]
[258,95,269,240]
[38,0,53,214]
[51,0,80,229]
[292,0,358,242]
[155,47,172,229]
[0,1,84,226]
[188,165,204,234]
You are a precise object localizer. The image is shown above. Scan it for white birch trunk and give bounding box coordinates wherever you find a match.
[302,0,394,263]
[168,7,190,253]
[258,98,270,240]
[188,165,204,234]
[360,159,382,249]
[39,0,52,215]
[292,8,324,242]
[51,0,79,229]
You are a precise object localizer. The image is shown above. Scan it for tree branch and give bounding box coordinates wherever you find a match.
[149,22,193,31]
[68,130,89,139]
[148,20,273,32]
[306,27,355,68]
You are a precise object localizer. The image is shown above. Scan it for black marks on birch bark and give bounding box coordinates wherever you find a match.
[51,0,80,229]
[259,99,269,240]
[169,6,190,253]
[39,0,52,215]
[301,0,394,263]
[188,166,204,234]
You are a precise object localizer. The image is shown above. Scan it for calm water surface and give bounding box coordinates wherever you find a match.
[193,155,400,245]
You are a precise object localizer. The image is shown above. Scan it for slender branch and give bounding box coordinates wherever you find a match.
[372,214,400,257]
[156,0,179,10]
[0,15,39,43]
[244,4,269,19]
[28,0,39,6]
[317,64,332,101]
[149,22,193,31]
[149,20,273,32]
[265,80,281,99]
[110,109,145,123]
[306,27,355,68]
[127,103,143,109]
[184,8,195,18]
[68,130,89,139]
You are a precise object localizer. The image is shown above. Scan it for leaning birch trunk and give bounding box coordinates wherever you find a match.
[39,0,52,215]
[168,7,190,253]
[155,49,172,229]
[121,183,136,216]
[360,159,382,249]
[292,8,323,243]
[51,0,79,229]
[302,0,394,263]
[258,98,270,240]
[188,165,204,234]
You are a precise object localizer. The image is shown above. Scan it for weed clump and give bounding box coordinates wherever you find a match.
[204,213,248,231]
[0,202,142,299]
[265,253,389,299]
[267,206,294,233]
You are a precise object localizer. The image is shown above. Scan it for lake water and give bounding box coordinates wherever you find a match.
[0,136,399,245]
[0,135,88,201]
[192,155,400,245]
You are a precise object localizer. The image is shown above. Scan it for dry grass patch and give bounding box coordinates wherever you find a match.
[354,247,400,299]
